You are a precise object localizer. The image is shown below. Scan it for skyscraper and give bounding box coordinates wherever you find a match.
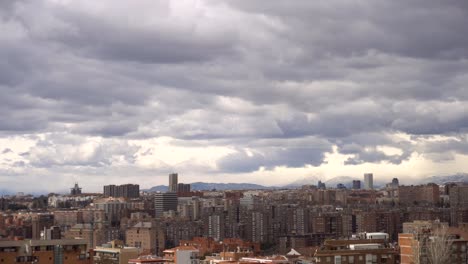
[364,173,373,190]
[169,173,178,192]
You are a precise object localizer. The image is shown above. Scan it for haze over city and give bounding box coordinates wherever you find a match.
[1,0,468,193]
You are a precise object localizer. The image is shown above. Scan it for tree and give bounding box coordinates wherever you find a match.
[427,226,453,264]
[410,235,422,264]
[411,226,453,264]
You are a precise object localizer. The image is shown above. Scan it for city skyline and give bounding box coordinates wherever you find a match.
[1,0,468,193]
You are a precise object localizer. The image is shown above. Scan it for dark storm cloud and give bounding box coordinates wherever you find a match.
[0,0,467,177]
[13,0,239,65]
[416,135,468,156]
[2,149,13,154]
[333,133,413,165]
[223,0,468,60]
[217,137,332,172]
[218,146,331,173]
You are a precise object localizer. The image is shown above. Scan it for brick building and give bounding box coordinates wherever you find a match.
[314,237,398,264]
[0,238,88,264]
[398,184,440,205]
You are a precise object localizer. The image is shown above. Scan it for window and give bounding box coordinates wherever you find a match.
[15,256,38,263]
[349,256,354,263]
[334,255,342,264]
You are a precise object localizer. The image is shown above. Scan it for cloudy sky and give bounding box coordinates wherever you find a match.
[1,0,467,193]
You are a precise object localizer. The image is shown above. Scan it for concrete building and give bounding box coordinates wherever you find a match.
[93,240,140,264]
[154,192,178,218]
[169,173,178,192]
[63,223,107,250]
[103,184,140,198]
[125,222,165,255]
[449,185,468,208]
[352,180,361,190]
[391,178,399,188]
[364,173,373,190]
[94,197,130,226]
[163,245,199,264]
[177,183,191,193]
[0,238,88,264]
[104,185,117,197]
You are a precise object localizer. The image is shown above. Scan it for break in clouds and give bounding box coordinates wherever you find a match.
[0,0,467,192]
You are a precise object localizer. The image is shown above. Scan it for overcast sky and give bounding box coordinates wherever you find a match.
[1,0,467,193]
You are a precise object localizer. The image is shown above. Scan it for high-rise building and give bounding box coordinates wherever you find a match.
[352,180,361,189]
[169,173,178,192]
[177,183,191,193]
[103,184,139,198]
[117,184,140,198]
[104,185,116,197]
[391,178,399,187]
[154,192,178,218]
[449,185,468,207]
[398,184,440,205]
[317,180,326,189]
[364,173,373,190]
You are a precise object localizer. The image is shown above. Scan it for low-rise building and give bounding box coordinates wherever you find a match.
[93,240,140,264]
[128,255,166,264]
[0,238,88,264]
[314,237,398,264]
[163,245,199,264]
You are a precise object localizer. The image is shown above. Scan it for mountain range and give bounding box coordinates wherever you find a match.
[421,173,468,185]
[144,173,468,192]
[146,182,270,192]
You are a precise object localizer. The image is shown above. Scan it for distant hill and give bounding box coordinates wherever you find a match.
[284,175,361,189]
[146,182,270,192]
[146,185,169,192]
[283,175,319,188]
[421,173,468,185]
[325,176,358,188]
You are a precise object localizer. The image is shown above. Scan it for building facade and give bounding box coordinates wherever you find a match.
[364,173,373,190]
[154,193,178,218]
[169,173,178,193]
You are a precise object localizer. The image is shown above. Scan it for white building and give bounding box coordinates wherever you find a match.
[364,173,374,190]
